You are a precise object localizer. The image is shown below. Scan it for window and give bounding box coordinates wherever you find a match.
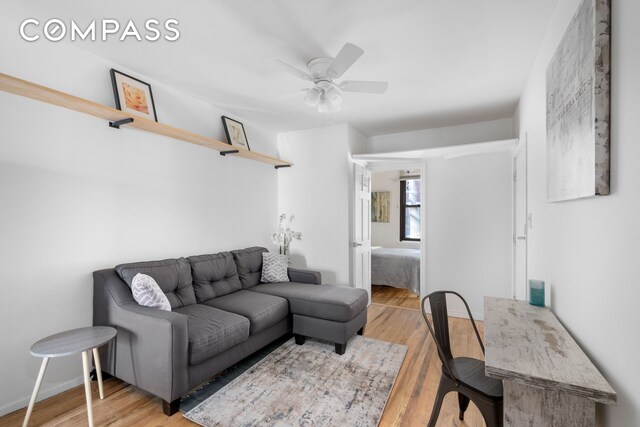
[400,178,421,241]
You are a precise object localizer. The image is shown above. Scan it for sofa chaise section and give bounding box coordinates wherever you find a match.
[232,247,368,355]
[251,282,368,354]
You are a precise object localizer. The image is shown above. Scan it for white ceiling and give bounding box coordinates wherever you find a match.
[1,0,558,136]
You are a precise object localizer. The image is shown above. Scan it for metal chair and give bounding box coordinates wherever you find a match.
[421,291,503,426]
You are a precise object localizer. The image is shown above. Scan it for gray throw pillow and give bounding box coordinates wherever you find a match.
[261,253,289,283]
[131,273,171,311]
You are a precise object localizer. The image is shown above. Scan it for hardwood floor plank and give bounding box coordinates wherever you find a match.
[372,285,421,310]
[1,286,487,426]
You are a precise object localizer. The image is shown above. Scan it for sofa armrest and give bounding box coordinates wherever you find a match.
[93,269,189,402]
[288,267,322,285]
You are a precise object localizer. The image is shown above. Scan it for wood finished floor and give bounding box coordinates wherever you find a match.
[2,286,485,426]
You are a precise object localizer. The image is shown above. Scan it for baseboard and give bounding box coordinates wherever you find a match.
[0,376,84,417]
[445,309,484,321]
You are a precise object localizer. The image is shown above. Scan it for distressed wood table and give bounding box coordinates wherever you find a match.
[484,297,616,426]
[23,326,117,427]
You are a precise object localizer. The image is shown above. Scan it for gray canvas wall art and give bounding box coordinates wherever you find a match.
[546,0,610,202]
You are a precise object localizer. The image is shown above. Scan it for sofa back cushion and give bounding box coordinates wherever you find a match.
[231,247,269,289]
[115,257,196,309]
[187,252,242,302]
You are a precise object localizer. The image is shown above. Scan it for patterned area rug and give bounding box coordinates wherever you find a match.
[183,336,407,427]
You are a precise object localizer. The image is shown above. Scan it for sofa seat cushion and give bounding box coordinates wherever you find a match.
[202,290,288,335]
[250,283,368,323]
[174,304,249,365]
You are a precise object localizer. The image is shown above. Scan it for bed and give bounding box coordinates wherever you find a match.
[371,247,421,295]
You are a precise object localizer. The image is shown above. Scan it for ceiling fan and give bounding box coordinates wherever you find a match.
[273,42,388,113]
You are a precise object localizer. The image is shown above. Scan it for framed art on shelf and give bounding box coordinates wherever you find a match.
[221,116,251,150]
[110,69,158,122]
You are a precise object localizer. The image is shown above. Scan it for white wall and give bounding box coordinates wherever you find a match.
[367,118,514,153]
[277,124,354,285]
[0,15,279,416]
[514,0,640,424]
[370,170,420,249]
[424,153,512,318]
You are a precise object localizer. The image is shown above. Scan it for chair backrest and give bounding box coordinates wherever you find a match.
[420,291,484,380]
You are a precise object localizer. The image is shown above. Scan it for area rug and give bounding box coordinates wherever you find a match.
[183,336,407,427]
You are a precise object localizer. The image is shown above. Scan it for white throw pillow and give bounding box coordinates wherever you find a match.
[131,273,171,311]
[261,253,289,283]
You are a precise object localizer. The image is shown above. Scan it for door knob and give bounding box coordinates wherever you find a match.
[352,242,363,247]
[513,235,526,243]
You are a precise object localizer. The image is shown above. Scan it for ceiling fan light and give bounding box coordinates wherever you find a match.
[304,87,321,107]
[324,87,342,105]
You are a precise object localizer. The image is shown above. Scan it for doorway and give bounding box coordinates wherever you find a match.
[512,134,528,300]
[352,161,427,305]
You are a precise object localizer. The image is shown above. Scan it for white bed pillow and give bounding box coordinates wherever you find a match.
[131,273,171,311]
[261,253,289,283]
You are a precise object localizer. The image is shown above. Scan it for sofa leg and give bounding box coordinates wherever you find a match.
[357,327,365,336]
[162,398,180,416]
[335,342,347,355]
[294,334,306,345]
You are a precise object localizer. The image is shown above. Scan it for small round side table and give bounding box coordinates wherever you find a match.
[23,326,117,427]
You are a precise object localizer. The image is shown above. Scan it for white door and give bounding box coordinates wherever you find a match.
[353,163,372,304]
[512,136,528,300]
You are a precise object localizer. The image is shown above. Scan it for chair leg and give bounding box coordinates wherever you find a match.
[335,342,347,355]
[357,326,365,335]
[294,334,306,345]
[427,376,449,427]
[458,393,470,420]
[477,401,503,427]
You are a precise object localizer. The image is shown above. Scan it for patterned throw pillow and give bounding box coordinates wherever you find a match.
[131,273,171,311]
[261,253,289,283]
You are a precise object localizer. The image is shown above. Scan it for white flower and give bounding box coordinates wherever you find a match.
[272,214,302,247]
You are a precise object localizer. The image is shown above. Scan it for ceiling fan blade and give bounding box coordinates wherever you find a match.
[327,43,364,79]
[339,80,389,94]
[269,59,313,81]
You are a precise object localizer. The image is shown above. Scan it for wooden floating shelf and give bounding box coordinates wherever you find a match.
[0,73,292,169]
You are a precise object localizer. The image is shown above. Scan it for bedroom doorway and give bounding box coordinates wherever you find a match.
[358,162,426,308]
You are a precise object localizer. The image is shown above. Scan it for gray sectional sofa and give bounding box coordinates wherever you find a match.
[92,246,368,415]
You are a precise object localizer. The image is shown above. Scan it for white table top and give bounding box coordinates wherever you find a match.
[30,326,117,358]
[484,297,616,405]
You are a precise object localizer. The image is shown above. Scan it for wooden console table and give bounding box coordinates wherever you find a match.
[484,297,616,426]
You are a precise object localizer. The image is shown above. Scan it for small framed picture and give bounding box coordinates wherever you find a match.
[110,69,158,122]
[221,116,251,150]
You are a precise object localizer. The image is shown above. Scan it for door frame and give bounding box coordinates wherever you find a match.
[511,134,528,299]
[357,160,428,298]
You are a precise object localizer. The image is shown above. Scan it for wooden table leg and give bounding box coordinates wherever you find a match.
[503,380,595,426]
[81,351,94,427]
[22,357,49,427]
[92,348,105,399]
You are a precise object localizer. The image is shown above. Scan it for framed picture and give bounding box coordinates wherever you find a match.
[546,0,610,202]
[371,191,390,223]
[110,69,158,122]
[221,116,251,150]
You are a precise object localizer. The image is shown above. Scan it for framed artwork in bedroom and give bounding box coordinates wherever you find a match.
[371,191,390,223]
